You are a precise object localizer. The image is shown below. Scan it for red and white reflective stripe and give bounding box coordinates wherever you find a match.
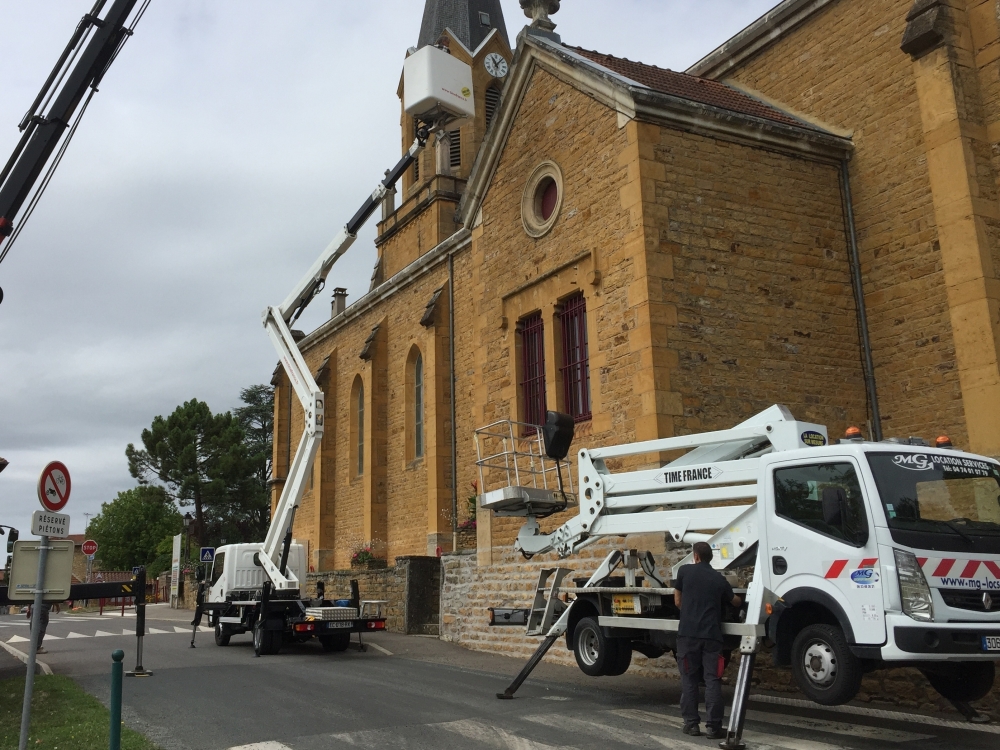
[920,558,1000,579]
[824,558,879,578]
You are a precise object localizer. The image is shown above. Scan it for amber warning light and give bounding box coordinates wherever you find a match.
[935,435,953,448]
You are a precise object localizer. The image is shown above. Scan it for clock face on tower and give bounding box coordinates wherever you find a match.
[484,52,509,78]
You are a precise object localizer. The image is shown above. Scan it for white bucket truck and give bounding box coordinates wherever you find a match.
[478,406,1000,746]
[193,44,475,656]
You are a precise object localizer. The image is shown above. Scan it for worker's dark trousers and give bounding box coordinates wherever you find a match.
[677,636,725,729]
[35,604,50,649]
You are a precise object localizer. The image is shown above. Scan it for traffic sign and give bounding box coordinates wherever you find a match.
[31,510,69,538]
[37,461,71,512]
[81,539,98,556]
[8,539,74,601]
[132,566,141,575]
[200,547,215,563]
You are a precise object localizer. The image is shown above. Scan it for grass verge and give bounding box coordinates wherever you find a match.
[0,674,160,749]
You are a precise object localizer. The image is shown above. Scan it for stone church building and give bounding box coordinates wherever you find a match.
[272,0,1000,699]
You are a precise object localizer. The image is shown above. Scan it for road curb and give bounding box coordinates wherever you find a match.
[0,639,52,675]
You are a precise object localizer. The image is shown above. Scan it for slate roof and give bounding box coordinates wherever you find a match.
[418,0,509,52]
[568,46,822,133]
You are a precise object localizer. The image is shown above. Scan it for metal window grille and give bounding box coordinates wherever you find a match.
[449,129,461,169]
[485,88,501,129]
[519,313,547,431]
[356,384,365,476]
[414,354,424,458]
[560,294,591,421]
[413,118,421,182]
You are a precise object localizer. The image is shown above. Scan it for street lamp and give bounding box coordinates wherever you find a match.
[183,513,193,566]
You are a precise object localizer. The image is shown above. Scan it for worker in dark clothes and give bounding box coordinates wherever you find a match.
[673,541,743,739]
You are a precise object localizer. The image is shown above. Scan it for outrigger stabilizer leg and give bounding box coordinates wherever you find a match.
[496,634,559,699]
[720,638,758,750]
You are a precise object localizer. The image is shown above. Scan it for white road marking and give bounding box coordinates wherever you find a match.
[522,712,708,750]
[65,632,89,638]
[613,709,845,750]
[7,634,29,643]
[93,630,115,637]
[42,634,62,640]
[173,626,189,633]
[0,639,52,675]
[148,627,170,634]
[751,694,1000,735]
[439,719,576,749]
[226,744,293,750]
[745,709,933,742]
[540,696,571,701]
[366,642,392,656]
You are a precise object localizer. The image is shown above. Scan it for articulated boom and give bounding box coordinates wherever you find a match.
[259,130,431,591]
[514,405,828,563]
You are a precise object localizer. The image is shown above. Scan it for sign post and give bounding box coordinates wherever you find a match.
[169,534,181,608]
[19,461,71,750]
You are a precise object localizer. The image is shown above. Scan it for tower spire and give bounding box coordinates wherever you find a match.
[418,0,509,52]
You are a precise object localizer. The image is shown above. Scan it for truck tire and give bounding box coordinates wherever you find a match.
[319,632,351,652]
[573,616,621,676]
[214,622,231,647]
[921,662,995,703]
[253,623,282,656]
[605,640,632,676]
[791,624,862,705]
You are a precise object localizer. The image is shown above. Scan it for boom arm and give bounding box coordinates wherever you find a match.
[258,129,430,591]
[0,0,141,243]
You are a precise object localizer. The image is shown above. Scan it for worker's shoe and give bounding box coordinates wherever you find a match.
[704,726,727,740]
[35,647,47,654]
[682,724,702,736]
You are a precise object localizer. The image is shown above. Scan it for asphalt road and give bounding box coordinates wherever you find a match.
[1,605,998,750]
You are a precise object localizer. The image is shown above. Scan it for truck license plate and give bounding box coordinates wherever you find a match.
[612,595,641,615]
[982,636,1000,652]
[326,621,352,630]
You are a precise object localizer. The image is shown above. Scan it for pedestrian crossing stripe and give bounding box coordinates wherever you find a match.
[148,627,169,634]
[6,635,28,643]
[93,630,115,637]
[174,626,188,633]
[66,632,88,638]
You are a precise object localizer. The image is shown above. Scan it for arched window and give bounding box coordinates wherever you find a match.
[485,87,502,129]
[414,353,424,458]
[351,377,364,477]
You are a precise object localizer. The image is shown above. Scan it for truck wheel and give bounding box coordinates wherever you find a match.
[253,624,282,656]
[921,662,995,702]
[604,640,632,676]
[214,622,231,647]
[573,616,621,676]
[319,633,351,652]
[791,624,862,705]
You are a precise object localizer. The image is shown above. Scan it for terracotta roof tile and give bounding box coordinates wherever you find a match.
[567,46,819,132]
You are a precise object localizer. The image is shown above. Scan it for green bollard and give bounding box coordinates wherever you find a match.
[110,650,124,750]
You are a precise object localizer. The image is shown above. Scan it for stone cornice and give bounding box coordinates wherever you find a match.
[300,228,471,352]
[686,0,839,79]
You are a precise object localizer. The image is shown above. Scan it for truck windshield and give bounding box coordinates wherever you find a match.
[867,452,1000,551]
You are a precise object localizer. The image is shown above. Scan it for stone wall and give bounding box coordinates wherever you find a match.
[306,555,442,635]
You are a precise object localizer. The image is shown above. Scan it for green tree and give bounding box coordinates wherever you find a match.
[126,399,245,548]
[86,486,182,573]
[231,384,274,541]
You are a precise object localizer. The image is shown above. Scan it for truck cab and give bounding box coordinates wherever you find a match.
[207,543,305,604]
[759,441,1000,705]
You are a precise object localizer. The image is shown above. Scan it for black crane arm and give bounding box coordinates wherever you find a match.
[0,0,140,241]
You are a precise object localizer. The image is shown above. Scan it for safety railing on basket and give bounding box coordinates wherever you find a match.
[474,420,575,518]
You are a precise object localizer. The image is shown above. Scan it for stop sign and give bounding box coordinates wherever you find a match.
[82,539,98,556]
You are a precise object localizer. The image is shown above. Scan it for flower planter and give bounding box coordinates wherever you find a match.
[350,558,388,570]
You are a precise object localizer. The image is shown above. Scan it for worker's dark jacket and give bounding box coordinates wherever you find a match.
[674,560,734,648]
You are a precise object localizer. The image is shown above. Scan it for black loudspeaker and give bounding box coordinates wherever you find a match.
[542,411,575,461]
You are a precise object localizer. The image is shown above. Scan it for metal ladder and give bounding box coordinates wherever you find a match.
[525,568,571,636]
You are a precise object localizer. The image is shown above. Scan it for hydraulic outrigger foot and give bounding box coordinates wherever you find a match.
[949,699,991,724]
[720,651,756,750]
[496,634,559,699]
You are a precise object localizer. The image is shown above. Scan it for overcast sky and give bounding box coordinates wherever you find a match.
[0,0,780,544]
